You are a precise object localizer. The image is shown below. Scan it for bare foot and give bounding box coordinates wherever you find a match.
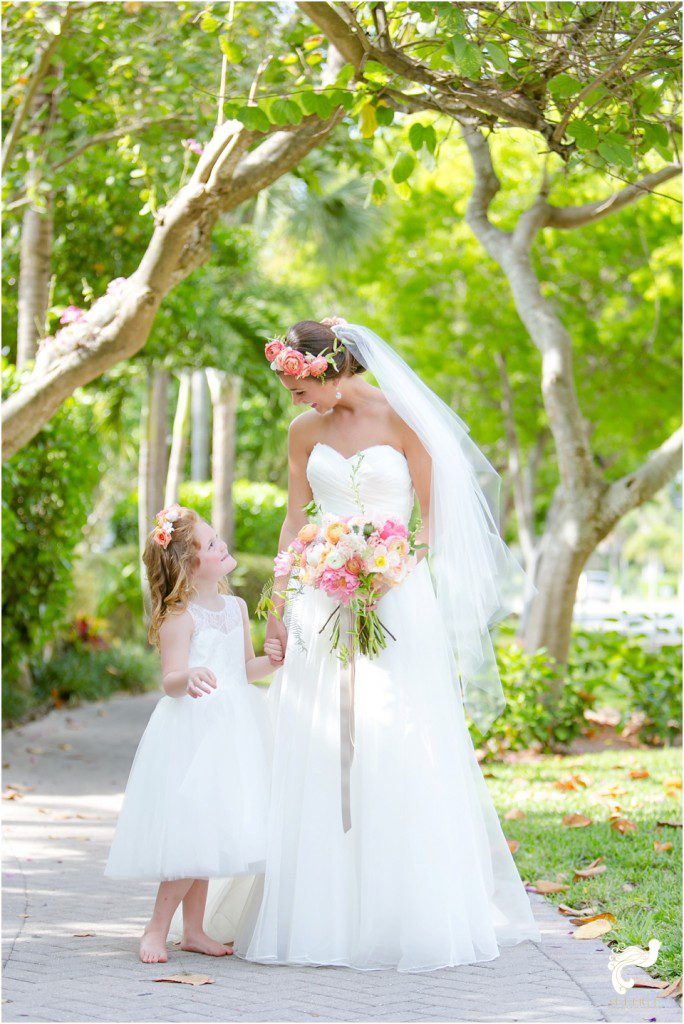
[180,931,232,957]
[140,928,168,964]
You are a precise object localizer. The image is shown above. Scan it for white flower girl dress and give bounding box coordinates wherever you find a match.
[105,594,272,881]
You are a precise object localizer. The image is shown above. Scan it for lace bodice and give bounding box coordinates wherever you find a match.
[185,594,246,690]
[306,442,414,523]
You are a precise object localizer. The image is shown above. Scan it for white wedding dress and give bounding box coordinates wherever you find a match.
[206,442,542,972]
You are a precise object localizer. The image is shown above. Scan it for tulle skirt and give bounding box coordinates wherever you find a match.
[206,559,542,972]
[105,681,272,881]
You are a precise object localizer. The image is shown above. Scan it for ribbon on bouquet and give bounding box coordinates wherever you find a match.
[318,602,357,833]
[338,604,356,834]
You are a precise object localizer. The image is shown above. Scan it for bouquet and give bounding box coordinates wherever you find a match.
[260,510,423,665]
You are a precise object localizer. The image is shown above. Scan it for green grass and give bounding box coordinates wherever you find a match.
[486,747,682,983]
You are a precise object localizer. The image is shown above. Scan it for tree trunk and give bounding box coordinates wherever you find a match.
[17,195,54,368]
[164,369,191,506]
[137,368,168,619]
[207,370,241,548]
[149,367,170,516]
[191,369,211,481]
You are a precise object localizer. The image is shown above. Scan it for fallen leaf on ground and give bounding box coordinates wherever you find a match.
[531,879,569,894]
[658,977,682,999]
[555,774,591,791]
[563,813,593,828]
[558,904,598,917]
[25,747,44,755]
[573,856,605,881]
[58,744,72,751]
[663,778,682,789]
[2,790,21,801]
[633,977,669,990]
[656,820,682,828]
[506,839,519,853]
[629,768,649,779]
[73,932,95,937]
[569,912,616,926]
[573,917,614,939]
[622,882,637,891]
[154,973,214,986]
[654,841,673,852]
[504,808,525,820]
[611,817,637,834]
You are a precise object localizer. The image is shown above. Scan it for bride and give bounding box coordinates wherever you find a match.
[206,317,542,972]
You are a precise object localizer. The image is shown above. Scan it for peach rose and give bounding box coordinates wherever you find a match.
[324,521,350,544]
[308,356,329,377]
[154,528,172,549]
[265,339,284,361]
[298,523,319,543]
[345,554,364,575]
[278,347,306,377]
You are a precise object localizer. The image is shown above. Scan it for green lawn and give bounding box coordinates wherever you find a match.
[486,747,682,983]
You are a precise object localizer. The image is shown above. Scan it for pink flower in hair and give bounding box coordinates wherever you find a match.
[154,527,173,549]
[265,338,284,362]
[308,356,329,377]
[278,347,306,377]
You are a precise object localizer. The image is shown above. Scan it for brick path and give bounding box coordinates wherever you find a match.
[3,692,680,1023]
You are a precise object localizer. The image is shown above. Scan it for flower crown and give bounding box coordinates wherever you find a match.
[153,503,182,549]
[264,316,348,381]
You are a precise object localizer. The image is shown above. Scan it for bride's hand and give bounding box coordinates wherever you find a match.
[265,615,288,666]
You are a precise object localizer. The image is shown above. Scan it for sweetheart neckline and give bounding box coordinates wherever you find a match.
[310,441,408,464]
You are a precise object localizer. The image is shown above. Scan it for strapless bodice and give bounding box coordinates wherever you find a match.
[306,442,414,523]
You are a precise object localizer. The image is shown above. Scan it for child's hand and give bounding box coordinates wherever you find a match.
[264,638,284,664]
[187,666,217,698]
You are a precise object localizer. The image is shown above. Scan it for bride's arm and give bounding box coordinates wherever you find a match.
[401,425,432,565]
[265,415,315,663]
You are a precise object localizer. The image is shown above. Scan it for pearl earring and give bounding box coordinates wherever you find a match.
[335,389,342,400]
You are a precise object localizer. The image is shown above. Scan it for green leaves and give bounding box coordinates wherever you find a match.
[548,74,583,100]
[446,35,483,79]
[566,119,598,150]
[218,35,244,63]
[597,134,633,168]
[483,41,509,72]
[391,152,416,183]
[236,105,271,133]
[408,122,437,154]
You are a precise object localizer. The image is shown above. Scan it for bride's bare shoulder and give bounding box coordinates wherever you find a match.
[288,410,319,452]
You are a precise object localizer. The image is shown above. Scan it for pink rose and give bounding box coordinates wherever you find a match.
[154,528,172,549]
[290,538,305,554]
[345,555,364,576]
[274,550,294,576]
[278,347,306,377]
[265,339,284,361]
[308,356,329,378]
[380,518,409,541]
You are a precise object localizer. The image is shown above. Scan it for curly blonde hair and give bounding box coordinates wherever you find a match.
[142,506,228,648]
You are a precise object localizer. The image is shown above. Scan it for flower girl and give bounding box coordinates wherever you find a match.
[105,504,280,964]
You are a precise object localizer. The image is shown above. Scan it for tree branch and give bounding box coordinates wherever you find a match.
[543,163,682,229]
[599,426,683,535]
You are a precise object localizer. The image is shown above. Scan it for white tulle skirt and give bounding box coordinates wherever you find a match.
[105,681,272,881]
[205,558,542,972]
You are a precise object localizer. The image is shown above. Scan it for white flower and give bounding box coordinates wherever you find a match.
[306,543,326,567]
[325,549,345,570]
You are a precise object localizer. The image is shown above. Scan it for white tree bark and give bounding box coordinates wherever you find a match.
[164,369,191,506]
[3,108,346,460]
[190,369,211,482]
[207,370,241,549]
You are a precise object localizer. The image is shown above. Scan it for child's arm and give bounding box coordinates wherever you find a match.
[158,611,217,698]
[237,597,280,683]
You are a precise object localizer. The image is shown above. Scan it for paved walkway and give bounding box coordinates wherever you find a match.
[2,692,680,1023]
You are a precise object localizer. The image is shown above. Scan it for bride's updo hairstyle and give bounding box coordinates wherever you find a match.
[285,320,366,378]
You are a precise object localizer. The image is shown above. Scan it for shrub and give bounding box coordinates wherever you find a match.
[2,364,102,692]
[110,479,288,554]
